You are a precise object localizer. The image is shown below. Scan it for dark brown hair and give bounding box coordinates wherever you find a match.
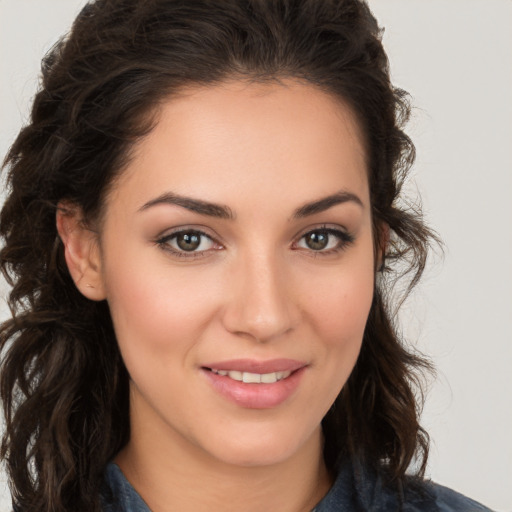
[1,1,436,510]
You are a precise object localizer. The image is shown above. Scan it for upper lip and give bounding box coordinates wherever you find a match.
[202,358,307,374]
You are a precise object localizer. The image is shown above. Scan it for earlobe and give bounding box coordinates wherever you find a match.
[56,202,107,301]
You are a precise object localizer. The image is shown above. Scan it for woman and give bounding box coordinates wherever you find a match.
[0,1,495,511]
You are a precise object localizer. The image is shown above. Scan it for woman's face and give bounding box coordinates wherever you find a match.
[96,80,375,468]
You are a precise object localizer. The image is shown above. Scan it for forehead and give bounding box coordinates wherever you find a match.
[109,79,369,213]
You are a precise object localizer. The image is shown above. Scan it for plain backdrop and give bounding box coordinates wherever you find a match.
[0,1,511,511]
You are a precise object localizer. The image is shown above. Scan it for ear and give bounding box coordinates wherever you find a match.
[56,202,106,301]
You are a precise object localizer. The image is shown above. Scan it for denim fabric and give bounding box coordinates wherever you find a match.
[101,461,494,512]
[101,464,151,512]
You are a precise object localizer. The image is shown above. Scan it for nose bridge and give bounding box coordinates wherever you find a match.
[223,246,298,342]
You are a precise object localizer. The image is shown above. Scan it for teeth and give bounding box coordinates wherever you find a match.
[261,372,277,383]
[227,370,242,381]
[243,372,261,383]
[210,369,291,383]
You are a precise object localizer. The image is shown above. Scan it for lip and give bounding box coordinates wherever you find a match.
[201,358,306,373]
[201,359,307,409]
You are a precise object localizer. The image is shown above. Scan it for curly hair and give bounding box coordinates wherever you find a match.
[1,1,436,510]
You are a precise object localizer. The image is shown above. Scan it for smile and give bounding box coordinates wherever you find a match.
[209,369,292,383]
[202,359,307,408]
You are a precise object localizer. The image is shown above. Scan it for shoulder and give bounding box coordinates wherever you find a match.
[315,460,495,512]
[426,481,494,512]
[383,475,495,512]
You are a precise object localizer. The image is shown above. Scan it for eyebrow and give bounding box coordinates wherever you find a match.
[139,192,235,219]
[139,189,363,220]
[292,191,363,218]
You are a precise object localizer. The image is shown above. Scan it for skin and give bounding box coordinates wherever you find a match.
[58,79,376,512]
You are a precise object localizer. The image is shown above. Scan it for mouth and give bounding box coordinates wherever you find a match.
[207,368,292,384]
[201,359,307,408]
[201,358,305,384]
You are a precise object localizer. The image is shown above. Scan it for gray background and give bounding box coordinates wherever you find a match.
[1,1,511,510]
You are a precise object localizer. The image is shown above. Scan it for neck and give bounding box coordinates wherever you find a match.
[115,411,332,512]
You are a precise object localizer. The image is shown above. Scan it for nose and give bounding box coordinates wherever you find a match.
[221,251,300,343]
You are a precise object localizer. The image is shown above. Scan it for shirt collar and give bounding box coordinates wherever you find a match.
[101,459,439,512]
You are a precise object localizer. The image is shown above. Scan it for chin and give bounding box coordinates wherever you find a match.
[214,445,299,468]
[201,422,322,469]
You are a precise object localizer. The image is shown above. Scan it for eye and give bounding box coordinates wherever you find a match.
[157,229,218,256]
[296,227,354,253]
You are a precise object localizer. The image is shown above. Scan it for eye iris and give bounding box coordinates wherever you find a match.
[305,231,329,250]
[176,232,201,251]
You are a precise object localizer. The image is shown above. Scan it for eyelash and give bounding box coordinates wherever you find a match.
[155,226,355,259]
[294,227,355,256]
[155,229,220,259]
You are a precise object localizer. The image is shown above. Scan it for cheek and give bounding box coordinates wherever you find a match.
[291,253,375,423]
[304,255,375,349]
[102,252,225,358]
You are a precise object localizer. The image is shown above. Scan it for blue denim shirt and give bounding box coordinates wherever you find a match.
[101,461,493,512]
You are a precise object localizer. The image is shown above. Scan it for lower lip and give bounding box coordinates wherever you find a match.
[202,367,306,409]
